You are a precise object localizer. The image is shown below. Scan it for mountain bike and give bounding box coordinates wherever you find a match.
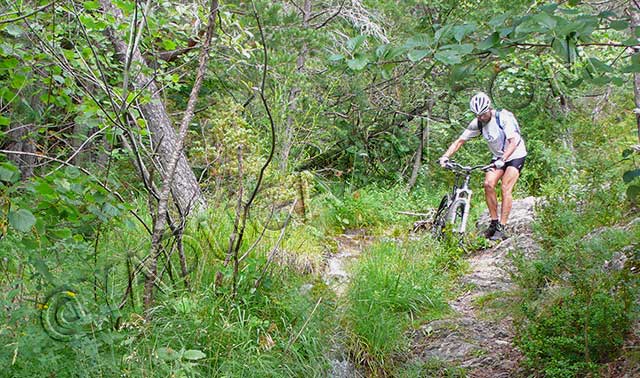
[431,160,495,239]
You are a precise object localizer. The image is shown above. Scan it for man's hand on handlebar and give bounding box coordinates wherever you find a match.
[438,156,449,167]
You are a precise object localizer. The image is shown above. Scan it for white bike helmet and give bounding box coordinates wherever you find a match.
[469,92,491,115]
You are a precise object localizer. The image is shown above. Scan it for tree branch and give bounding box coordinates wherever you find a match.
[315,0,346,29]
[0,2,54,25]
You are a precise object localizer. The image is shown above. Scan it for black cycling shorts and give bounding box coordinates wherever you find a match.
[493,156,526,172]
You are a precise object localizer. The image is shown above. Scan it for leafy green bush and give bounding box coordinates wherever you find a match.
[1,184,336,377]
[511,171,640,377]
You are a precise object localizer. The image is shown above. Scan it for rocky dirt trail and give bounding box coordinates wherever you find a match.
[410,197,542,377]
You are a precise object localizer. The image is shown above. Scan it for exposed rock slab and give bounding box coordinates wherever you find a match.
[411,197,543,376]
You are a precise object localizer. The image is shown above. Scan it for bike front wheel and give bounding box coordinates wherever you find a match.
[431,195,450,239]
[447,200,467,234]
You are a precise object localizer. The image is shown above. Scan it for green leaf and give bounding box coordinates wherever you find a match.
[561,18,596,38]
[598,11,617,19]
[559,7,581,15]
[156,347,180,361]
[33,180,55,196]
[346,35,366,52]
[532,13,557,30]
[375,45,388,59]
[52,228,73,240]
[52,74,65,84]
[434,24,453,44]
[435,43,473,65]
[386,46,407,60]
[0,57,18,70]
[65,166,82,179]
[102,203,120,217]
[381,64,393,80]
[347,56,369,71]
[4,25,23,37]
[404,34,431,49]
[449,63,476,84]
[540,3,558,13]
[591,76,611,85]
[113,0,135,13]
[442,43,473,54]
[611,76,625,86]
[434,50,462,65]
[627,184,640,201]
[623,37,639,47]
[0,162,20,183]
[514,17,541,35]
[478,33,500,50]
[622,149,634,159]
[33,258,55,283]
[54,178,71,192]
[609,20,629,31]
[499,26,515,38]
[0,115,9,126]
[162,39,177,51]
[453,23,477,42]
[588,57,613,73]
[11,74,25,89]
[552,37,576,63]
[489,13,510,28]
[623,169,640,183]
[407,49,429,62]
[83,1,100,10]
[328,54,344,62]
[182,349,206,360]
[375,45,406,60]
[9,209,36,232]
[0,166,14,182]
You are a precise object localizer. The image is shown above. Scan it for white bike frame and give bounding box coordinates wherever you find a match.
[446,184,473,233]
[434,161,493,235]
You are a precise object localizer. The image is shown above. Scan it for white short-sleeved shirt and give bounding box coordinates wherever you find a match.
[459,109,527,161]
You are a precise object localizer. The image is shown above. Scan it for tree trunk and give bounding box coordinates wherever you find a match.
[99,0,205,214]
[280,0,312,172]
[407,119,427,191]
[4,124,36,179]
[632,0,640,143]
[143,0,218,314]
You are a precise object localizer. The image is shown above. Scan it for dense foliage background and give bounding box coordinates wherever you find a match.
[1,0,639,377]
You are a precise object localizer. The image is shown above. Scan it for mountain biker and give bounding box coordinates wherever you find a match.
[438,92,527,240]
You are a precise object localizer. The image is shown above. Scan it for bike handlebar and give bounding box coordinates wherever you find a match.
[442,160,495,173]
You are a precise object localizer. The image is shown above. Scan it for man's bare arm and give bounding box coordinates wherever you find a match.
[501,135,520,161]
[442,138,466,159]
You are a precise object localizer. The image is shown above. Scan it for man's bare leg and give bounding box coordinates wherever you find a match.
[484,169,504,220]
[499,166,520,225]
